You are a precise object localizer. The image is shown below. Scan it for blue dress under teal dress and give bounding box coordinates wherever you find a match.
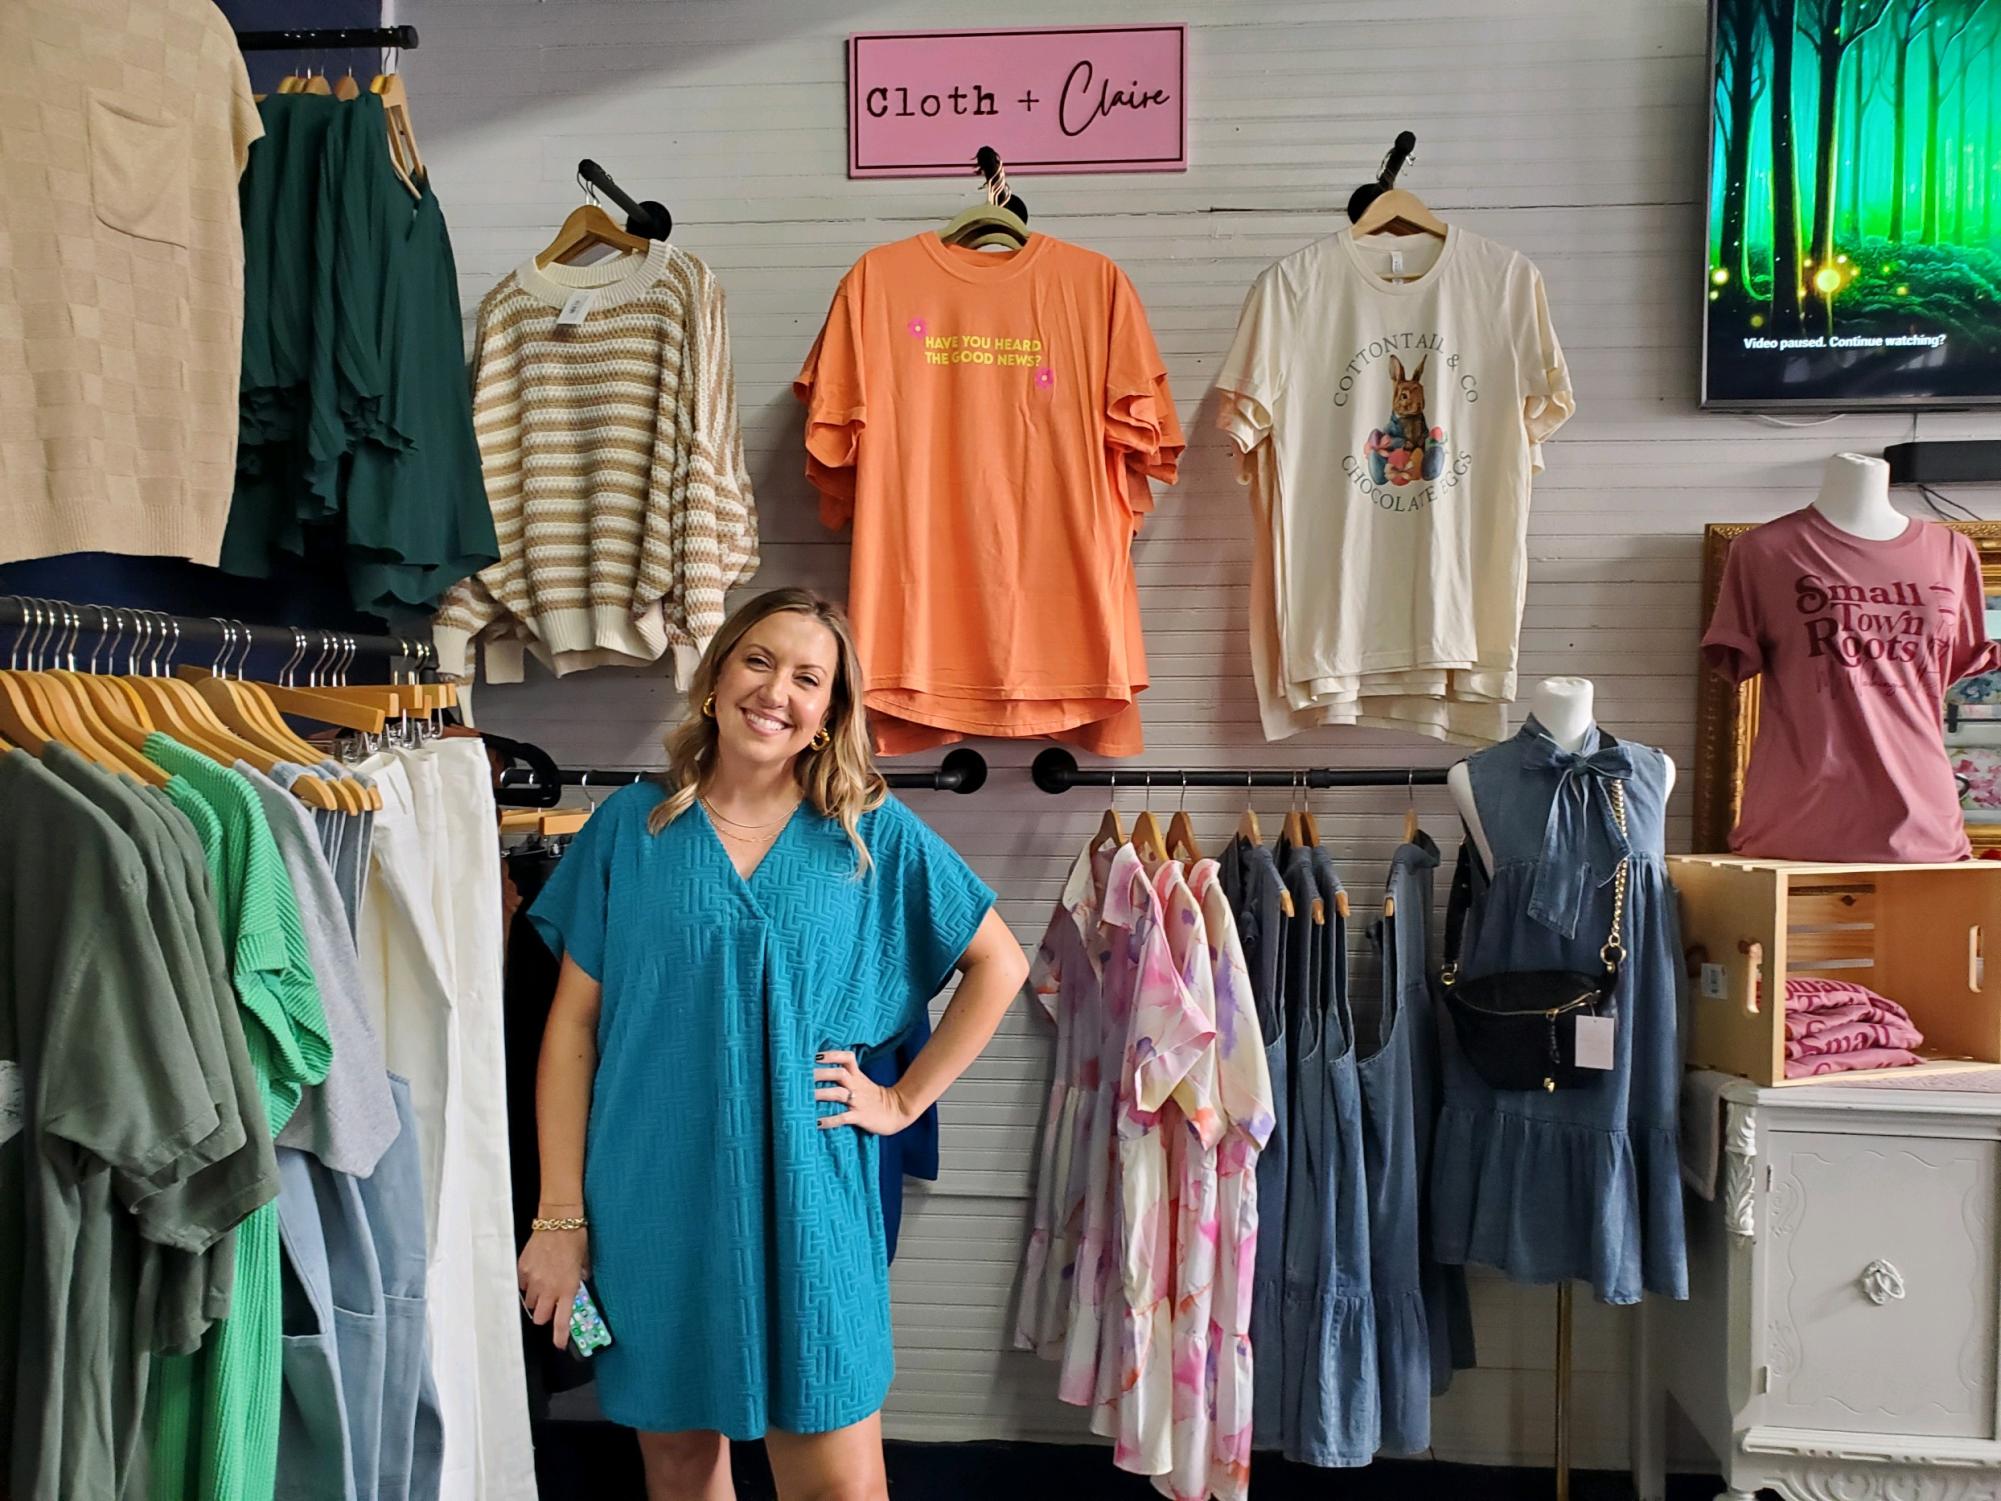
[528,783,993,1437]
[1429,718,1688,1305]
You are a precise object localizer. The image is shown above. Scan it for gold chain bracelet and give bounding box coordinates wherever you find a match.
[531,1216,588,1233]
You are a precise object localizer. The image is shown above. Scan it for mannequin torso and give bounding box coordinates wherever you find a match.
[1811,451,1907,541]
[1448,677,1675,870]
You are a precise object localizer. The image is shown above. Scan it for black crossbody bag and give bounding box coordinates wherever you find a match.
[1440,778,1629,1093]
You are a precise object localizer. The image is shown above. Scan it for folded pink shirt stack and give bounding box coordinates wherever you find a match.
[1784,977,1925,1078]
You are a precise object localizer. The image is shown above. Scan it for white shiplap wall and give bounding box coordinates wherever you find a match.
[405,0,2001,1472]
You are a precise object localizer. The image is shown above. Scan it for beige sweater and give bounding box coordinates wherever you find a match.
[0,0,262,565]
[433,242,757,685]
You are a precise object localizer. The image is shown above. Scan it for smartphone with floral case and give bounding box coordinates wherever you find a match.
[568,1283,612,1357]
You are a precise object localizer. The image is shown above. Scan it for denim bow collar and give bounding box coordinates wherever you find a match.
[1519,716,1635,939]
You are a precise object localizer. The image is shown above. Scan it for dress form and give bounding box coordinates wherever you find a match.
[1810,452,1907,541]
[1448,678,1676,871]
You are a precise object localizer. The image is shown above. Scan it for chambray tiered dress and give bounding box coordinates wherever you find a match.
[1274,842,1378,1467]
[529,784,993,1436]
[1429,719,1688,1305]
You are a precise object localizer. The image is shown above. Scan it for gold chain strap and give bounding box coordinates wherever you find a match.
[1601,778,1630,974]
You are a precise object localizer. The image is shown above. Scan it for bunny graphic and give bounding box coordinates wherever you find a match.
[1365,354,1447,487]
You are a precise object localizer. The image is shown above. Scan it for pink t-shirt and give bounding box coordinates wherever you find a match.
[1702,508,1998,862]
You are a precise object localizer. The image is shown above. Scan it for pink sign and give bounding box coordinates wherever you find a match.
[848,25,1187,178]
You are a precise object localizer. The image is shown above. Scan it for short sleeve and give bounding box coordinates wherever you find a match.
[1105,268,1184,506]
[1518,262,1575,471]
[1215,268,1286,460]
[871,799,996,1030]
[527,795,621,982]
[794,273,868,530]
[1948,535,2001,683]
[1701,536,1766,684]
[43,860,223,1200]
[1124,915,1215,1120]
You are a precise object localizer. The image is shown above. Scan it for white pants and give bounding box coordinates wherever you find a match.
[357,744,535,1501]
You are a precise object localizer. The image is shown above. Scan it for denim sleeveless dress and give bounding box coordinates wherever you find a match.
[1356,832,1468,1456]
[1273,843,1379,1467]
[1223,838,1292,1454]
[1429,719,1689,1305]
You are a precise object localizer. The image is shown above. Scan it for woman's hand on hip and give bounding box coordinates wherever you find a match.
[518,1227,590,1350]
[814,1050,914,1135]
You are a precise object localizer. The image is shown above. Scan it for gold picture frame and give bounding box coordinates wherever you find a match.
[1693,521,2001,853]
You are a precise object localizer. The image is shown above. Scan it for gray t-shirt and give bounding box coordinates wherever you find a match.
[238,762,399,1177]
[36,748,279,1353]
[0,752,235,1501]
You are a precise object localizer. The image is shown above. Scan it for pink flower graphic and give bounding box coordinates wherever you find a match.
[907,317,927,338]
[1034,365,1055,390]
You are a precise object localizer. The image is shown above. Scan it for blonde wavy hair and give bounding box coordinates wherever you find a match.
[646,588,887,872]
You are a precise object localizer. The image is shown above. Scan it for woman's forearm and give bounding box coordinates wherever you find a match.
[536,954,603,1211]
[891,908,1027,1121]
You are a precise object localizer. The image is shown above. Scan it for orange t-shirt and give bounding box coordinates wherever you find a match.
[795,234,1182,757]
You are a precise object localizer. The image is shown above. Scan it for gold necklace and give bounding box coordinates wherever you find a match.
[701,794,798,833]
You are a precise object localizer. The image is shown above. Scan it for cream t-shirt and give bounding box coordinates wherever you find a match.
[1217,227,1573,744]
[0,0,262,566]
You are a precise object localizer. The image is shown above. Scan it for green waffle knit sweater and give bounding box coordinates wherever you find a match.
[144,742,331,1501]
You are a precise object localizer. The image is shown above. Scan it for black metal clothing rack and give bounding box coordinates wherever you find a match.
[0,597,427,670]
[1031,748,1449,794]
[501,747,990,801]
[234,25,420,51]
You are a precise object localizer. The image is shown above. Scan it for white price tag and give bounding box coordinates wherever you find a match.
[0,1060,21,1147]
[556,290,595,327]
[1700,962,1728,1000]
[1574,1015,1616,1071]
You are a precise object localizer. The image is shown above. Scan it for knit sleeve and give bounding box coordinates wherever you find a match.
[431,290,521,679]
[639,263,759,687]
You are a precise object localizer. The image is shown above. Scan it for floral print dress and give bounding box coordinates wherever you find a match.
[1190,859,1276,1501]
[1147,859,1224,1501]
[1014,843,1112,1358]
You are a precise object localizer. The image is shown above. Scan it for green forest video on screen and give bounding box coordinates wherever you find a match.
[1704,0,2001,407]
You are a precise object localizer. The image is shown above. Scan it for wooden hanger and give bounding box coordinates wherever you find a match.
[43,669,165,783]
[1132,807,1169,867]
[1092,772,1128,854]
[333,69,362,101]
[1402,770,1421,846]
[369,72,425,178]
[536,199,650,269]
[4,603,151,779]
[302,71,333,96]
[119,615,342,809]
[1351,187,1446,241]
[1165,775,1202,864]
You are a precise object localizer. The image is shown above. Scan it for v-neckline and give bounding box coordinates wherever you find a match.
[698,798,805,888]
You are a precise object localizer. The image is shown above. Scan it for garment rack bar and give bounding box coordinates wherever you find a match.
[504,747,990,798]
[0,597,426,666]
[234,25,419,51]
[1032,747,1449,794]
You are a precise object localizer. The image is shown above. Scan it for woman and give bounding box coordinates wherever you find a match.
[516,588,1026,1500]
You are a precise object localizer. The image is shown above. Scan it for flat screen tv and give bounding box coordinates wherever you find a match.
[1703,0,2001,409]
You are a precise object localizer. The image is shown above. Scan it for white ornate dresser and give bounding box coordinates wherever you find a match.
[1635,1075,2001,1501]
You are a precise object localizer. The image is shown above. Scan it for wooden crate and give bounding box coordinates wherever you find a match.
[1670,855,2001,1087]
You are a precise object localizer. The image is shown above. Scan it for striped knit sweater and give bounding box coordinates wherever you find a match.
[432,241,758,685]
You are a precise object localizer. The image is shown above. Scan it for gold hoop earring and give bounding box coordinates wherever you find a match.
[701,693,716,719]
[811,726,832,751]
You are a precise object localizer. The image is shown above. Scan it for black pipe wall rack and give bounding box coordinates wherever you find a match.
[234,25,420,51]
[1032,747,1450,795]
[502,747,990,800]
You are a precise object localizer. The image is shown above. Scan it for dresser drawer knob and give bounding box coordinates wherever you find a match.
[1860,1258,1906,1306]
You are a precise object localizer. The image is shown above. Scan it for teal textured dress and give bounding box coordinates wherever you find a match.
[529,783,993,1437]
